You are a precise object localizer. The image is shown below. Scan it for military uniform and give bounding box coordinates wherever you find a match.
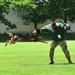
[41,23,72,64]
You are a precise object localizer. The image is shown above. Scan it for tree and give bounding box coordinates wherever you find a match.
[11,0,49,28]
[1,0,75,29]
[13,0,75,28]
[46,0,75,23]
[0,0,17,29]
[23,0,49,28]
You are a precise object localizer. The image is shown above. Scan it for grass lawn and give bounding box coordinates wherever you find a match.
[0,41,75,75]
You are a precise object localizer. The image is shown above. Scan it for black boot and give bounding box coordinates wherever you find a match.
[49,59,54,64]
[68,58,72,64]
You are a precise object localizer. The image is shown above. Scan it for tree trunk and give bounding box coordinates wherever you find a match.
[64,11,67,23]
[34,22,38,29]
[63,0,67,23]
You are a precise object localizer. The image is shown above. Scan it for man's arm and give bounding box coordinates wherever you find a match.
[41,29,49,33]
[64,24,71,31]
[59,21,71,31]
[40,24,51,33]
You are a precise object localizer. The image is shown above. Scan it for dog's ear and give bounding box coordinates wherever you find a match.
[6,32,13,37]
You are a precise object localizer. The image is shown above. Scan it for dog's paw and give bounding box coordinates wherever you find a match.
[5,44,7,46]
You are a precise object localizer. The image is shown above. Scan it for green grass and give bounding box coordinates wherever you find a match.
[0,41,75,75]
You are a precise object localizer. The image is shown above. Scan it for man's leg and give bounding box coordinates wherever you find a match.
[59,40,72,64]
[49,41,58,64]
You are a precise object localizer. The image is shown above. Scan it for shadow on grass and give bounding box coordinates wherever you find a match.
[21,63,75,66]
[51,63,75,65]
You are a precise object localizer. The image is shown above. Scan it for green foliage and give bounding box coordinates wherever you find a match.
[11,0,50,28]
[47,0,75,22]
[0,0,17,29]
[12,0,75,27]
[0,0,75,29]
[0,34,11,41]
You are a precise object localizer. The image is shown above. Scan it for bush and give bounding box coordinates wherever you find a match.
[0,34,11,42]
[40,32,75,40]
[0,32,75,42]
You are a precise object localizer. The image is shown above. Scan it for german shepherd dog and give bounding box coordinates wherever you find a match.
[5,28,48,46]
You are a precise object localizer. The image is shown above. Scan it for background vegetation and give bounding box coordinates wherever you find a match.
[0,0,75,29]
[0,32,75,42]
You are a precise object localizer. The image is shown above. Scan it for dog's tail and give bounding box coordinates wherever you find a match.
[6,32,13,37]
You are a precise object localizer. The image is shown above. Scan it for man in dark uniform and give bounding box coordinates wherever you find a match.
[41,22,72,64]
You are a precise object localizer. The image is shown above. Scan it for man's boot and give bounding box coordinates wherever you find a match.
[68,58,72,64]
[49,59,54,64]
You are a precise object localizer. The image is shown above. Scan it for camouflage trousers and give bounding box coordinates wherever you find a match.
[49,40,71,60]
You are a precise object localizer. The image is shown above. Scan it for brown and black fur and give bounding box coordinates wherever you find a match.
[5,28,48,46]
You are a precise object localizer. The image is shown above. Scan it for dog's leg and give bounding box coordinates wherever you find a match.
[36,38,48,44]
[5,40,10,46]
[39,40,48,44]
[9,40,12,45]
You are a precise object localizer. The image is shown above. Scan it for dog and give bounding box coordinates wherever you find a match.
[5,28,48,46]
